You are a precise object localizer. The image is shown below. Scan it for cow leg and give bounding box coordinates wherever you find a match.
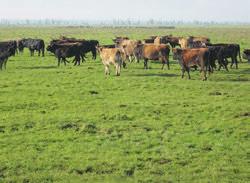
[63,58,67,66]
[76,55,81,66]
[235,57,238,69]
[92,50,97,60]
[181,68,185,78]
[42,48,45,57]
[115,64,121,76]
[104,65,110,75]
[29,49,32,56]
[187,67,191,79]
[144,59,148,69]
[3,59,7,70]
[161,59,166,70]
[38,49,41,56]
[57,58,61,67]
[0,60,3,70]
[81,54,86,62]
[201,69,207,81]
[122,61,127,69]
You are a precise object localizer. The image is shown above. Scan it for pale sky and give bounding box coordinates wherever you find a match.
[1,0,250,22]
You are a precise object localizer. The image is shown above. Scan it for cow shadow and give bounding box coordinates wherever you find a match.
[132,73,178,77]
[17,66,57,70]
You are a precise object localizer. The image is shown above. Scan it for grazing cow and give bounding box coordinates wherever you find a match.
[243,49,250,63]
[173,48,210,80]
[97,47,124,76]
[135,44,170,70]
[47,43,81,66]
[18,38,45,57]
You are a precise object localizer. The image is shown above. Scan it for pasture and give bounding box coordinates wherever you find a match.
[0,26,249,183]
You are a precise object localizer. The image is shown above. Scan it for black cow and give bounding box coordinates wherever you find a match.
[47,43,81,66]
[207,46,228,71]
[0,41,17,56]
[0,48,15,70]
[208,43,241,69]
[51,37,99,62]
[18,38,45,57]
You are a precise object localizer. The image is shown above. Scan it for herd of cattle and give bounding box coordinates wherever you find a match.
[0,35,250,80]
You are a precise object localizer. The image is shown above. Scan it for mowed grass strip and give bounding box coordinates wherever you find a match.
[0,27,249,183]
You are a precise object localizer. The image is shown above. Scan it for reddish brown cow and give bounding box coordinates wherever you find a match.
[173,48,210,80]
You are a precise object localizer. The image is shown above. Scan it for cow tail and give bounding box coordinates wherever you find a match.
[116,51,122,66]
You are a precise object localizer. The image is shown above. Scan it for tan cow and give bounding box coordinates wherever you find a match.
[117,39,141,63]
[154,37,162,44]
[135,44,170,70]
[178,38,189,49]
[97,47,124,76]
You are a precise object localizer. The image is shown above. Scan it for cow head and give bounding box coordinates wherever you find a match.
[46,44,56,53]
[17,40,25,53]
[172,48,183,60]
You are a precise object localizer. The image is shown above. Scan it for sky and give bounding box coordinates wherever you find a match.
[0,0,250,22]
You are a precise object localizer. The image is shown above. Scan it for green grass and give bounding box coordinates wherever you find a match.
[0,26,249,183]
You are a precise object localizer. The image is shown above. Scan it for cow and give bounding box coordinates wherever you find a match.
[208,43,241,69]
[46,43,81,66]
[113,37,129,45]
[243,49,250,63]
[18,38,45,57]
[0,48,15,70]
[135,44,170,70]
[179,38,189,49]
[179,36,210,49]
[117,40,142,63]
[189,36,210,45]
[97,47,124,76]
[164,36,181,48]
[207,46,228,71]
[51,37,99,62]
[173,48,210,81]
[0,41,18,56]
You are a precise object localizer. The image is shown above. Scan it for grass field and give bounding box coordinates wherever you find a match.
[0,26,249,183]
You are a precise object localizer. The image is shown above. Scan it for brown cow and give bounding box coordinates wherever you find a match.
[97,47,124,76]
[135,44,170,70]
[173,48,210,81]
